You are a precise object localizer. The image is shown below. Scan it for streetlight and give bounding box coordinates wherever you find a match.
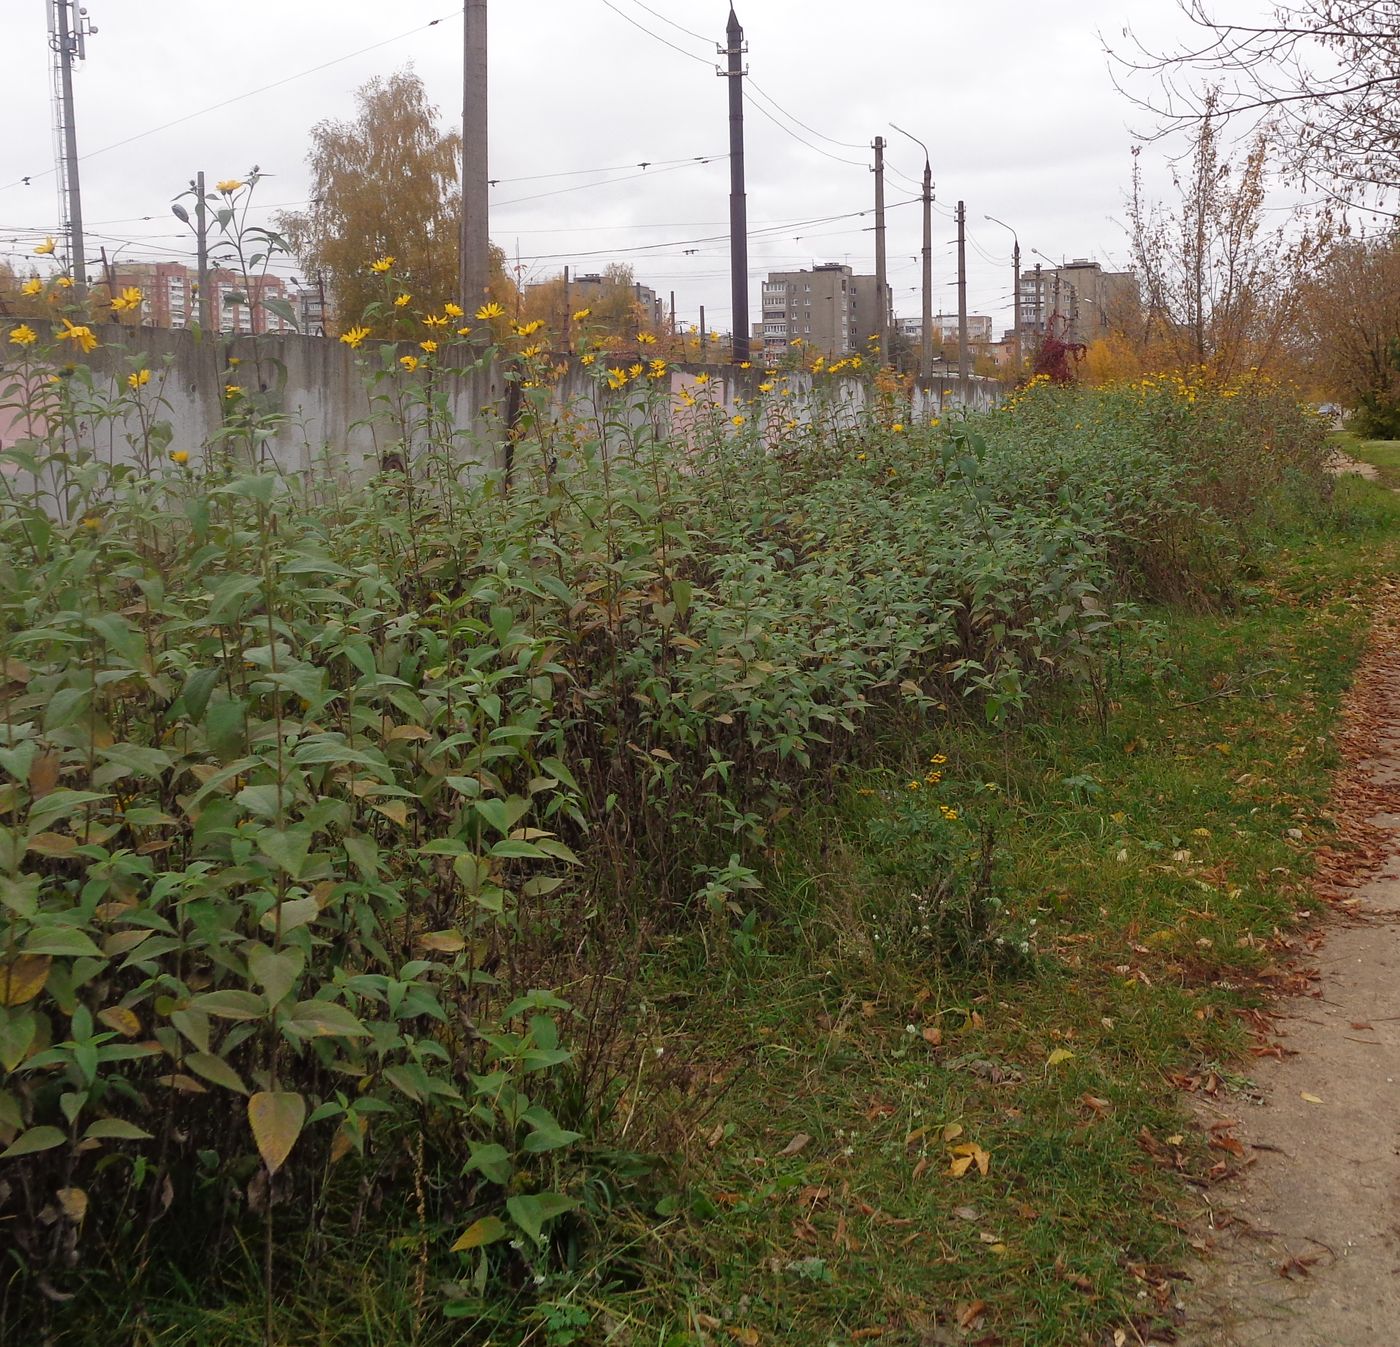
[984,215,1021,374]
[889,122,933,381]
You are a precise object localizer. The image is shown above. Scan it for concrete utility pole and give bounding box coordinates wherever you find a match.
[719,8,749,364]
[460,0,490,313]
[699,304,707,356]
[1033,262,1043,351]
[891,124,933,380]
[51,0,89,295]
[984,215,1020,374]
[956,200,970,386]
[873,135,887,364]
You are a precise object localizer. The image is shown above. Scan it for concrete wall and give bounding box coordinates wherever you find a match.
[1,325,1009,486]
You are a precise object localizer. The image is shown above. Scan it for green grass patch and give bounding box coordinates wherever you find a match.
[562,479,1400,1347]
[1334,431,1400,489]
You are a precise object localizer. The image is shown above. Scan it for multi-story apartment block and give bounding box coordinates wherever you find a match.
[1018,260,1139,345]
[760,263,890,358]
[108,261,300,334]
[898,313,995,345]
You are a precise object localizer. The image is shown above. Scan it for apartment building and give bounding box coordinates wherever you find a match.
[107,261,302,334]
[1018,260,1139,344]
[898,313,994,344]
[760,263,890,358]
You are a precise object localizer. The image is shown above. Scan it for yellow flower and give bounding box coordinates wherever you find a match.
[420,338,438,353]
[739,361,751,369]
[940,806,959,821]
[520,343,544,359]
[628,362,644,379]
[758,381,774,393]
[399,354,420,371]
[443,302,464,318]
[224,383,242,397]
[693,372,710,386]
[580,352,596,366]
[906,780,921,791]
[8,325,38,348]
[606,367,628,390]
[56,319,97,353]
[34,237,56,256]
[891,423,904,433]
[856,452,867,461]
[109,286,143,313]
[54,276,74,289]
[731,414,745,427]
[127,368,151,389]
[475,301,506,321]
[370,256,395,273]
[21,278,42,296]
[930,754,947,765]
[339,325,371,349]
[216,179,243,194]
[648,358,668,379]
[514,318,545,336]
[636,331,657,345]
[422,313,449,329]
[228,357,241,367]
[930,418,941,428]
[81,516,101,531]
[456,325,473,337]
[393,293,411,308]
[572,308,591,322]
[170,449,189,465]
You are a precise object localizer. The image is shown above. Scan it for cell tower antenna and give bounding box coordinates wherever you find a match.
[47,1,97,293]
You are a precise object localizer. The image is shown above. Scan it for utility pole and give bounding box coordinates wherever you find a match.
[891,124,933,380]
[561,264,571,346]
[699,304,707,358]
[719,8,749,364]
[984,215,1020,375]
[873,135,887,365]
[1032,263,1042,356]
[51,0,91,296]
[460,0,490,313]
[955,200,969,386]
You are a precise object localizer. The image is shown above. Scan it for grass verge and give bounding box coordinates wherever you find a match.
[568,472,1400,1347]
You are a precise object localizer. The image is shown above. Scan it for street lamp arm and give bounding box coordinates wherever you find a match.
[888,122,930,169]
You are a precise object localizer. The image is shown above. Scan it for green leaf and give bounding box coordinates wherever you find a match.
[184,1051,248,1094]
[190,989,267,1021]
[0,1125,67,1159]
[248,1090,306,1175]
[506,1192,579,1244]
[465,1142,513,1185]
[181,667,222,722]
[20,926,104,959]
[247,945,303,1007]
[450,1215,508,1251]
[258,829,312,879]
[260,895,320,935]
[282,1000,370,1039]
[83,1118,153,1142]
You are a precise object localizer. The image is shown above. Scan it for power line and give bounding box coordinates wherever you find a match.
[741,94,868,169]
[0,11,461,194]
[489,154,722,187]
[598,0,713,67]
[746,79,868,152]
[511,199,919,264]
[619,0,714,45]
[493,156,725,209]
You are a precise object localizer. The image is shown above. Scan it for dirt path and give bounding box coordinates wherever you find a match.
[1178,586,1400,1345]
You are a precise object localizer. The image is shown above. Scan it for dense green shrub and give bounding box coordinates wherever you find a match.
[0,309,1330,1334]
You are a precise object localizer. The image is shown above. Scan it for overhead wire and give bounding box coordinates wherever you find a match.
[0,10,461,194]
[493,156,725,208]
[619,0,715,46]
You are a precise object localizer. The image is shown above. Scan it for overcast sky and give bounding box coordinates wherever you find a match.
[0,0,1288,336]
